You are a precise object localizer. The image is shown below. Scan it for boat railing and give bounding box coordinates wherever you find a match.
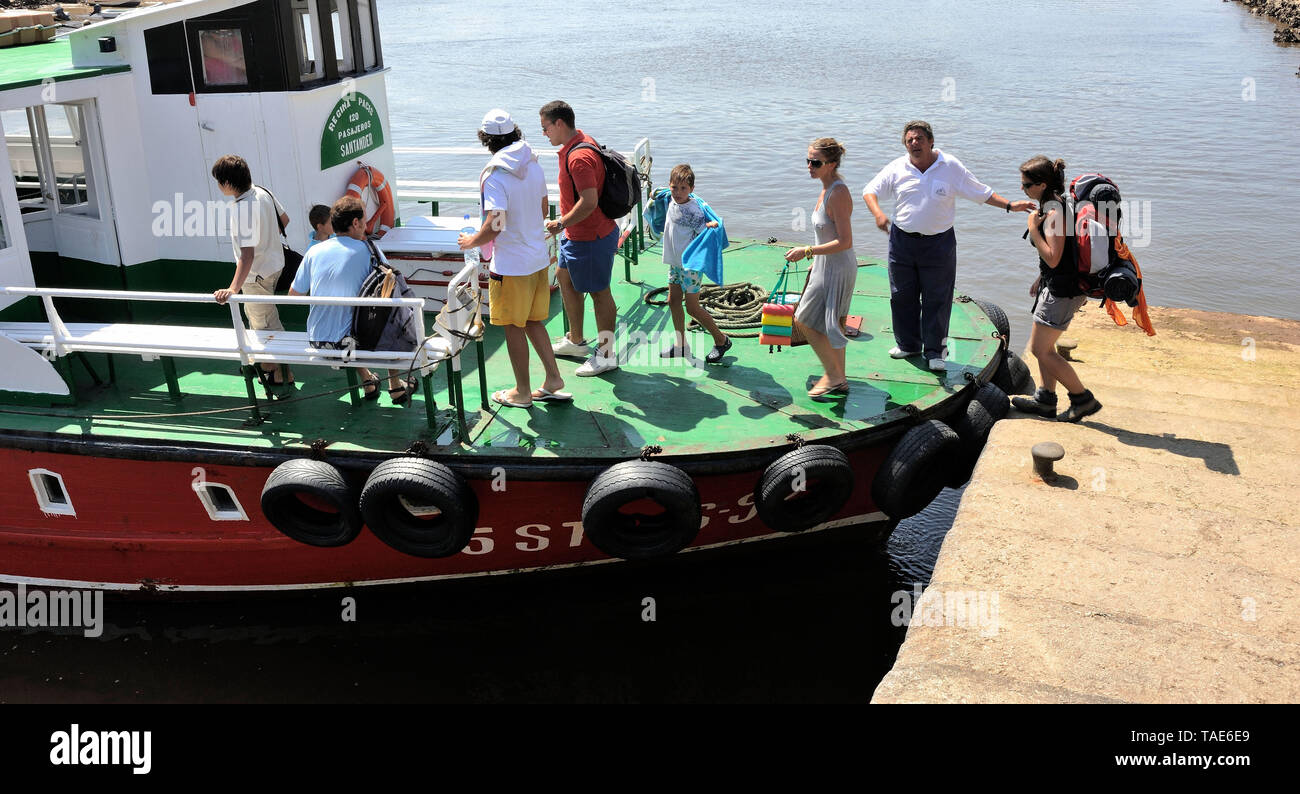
[2,256,485,436]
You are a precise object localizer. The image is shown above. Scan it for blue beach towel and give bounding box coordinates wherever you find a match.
[644,188,727,285]
[643,187,671,237]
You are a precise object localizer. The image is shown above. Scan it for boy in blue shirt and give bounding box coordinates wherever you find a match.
[307,204,333,249]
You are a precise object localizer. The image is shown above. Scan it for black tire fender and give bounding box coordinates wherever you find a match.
[972,380,1010,421]
[992,350,1035,396]
[753,444,855,532]
[946,398,997,488]
[972,298,1010,347]
[359,457,479,558]
[261,459,362,547]
[871,419,961,520]
[581,460,700,560]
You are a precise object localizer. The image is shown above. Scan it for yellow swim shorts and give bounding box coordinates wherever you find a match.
[488,268,551,328]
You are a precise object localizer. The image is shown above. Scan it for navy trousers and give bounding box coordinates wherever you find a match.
[887,225,958,360]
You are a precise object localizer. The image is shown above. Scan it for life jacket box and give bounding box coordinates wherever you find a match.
[375,216,491,315]
[39,25,57,42]
[16,26,37,45]
[0,17,12,35]
[0,31,13,48]
[34,12,56,26]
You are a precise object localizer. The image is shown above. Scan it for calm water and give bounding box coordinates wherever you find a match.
[8,0,1294,702]
[384,0,1300,326]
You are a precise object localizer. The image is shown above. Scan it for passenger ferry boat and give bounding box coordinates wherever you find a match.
[0,0,1025,592]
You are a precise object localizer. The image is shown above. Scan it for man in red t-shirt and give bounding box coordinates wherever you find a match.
[540,100,621,377]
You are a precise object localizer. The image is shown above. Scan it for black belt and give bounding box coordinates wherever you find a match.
[894,227,950,239]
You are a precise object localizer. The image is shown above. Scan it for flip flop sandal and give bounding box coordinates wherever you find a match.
[532,388,574,402]
[492,389,533,408]
[362,378,381,401]
[808,380,849,398]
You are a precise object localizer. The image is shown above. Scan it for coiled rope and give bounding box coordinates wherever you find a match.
[642,282,771,338]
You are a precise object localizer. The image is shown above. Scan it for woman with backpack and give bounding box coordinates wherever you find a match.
[1013,156,1102,423]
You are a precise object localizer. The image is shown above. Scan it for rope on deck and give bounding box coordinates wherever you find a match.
[642,282,770,338]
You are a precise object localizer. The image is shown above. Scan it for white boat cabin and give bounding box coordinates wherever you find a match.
[0,0,396,313]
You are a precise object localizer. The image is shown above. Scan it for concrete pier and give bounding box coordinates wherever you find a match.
[872,306,1300,703]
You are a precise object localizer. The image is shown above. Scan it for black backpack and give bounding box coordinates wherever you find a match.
[352,241,423,352]
[564,140,642,220]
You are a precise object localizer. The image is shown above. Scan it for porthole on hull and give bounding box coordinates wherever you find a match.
[28,469,75,517]
[194,481,249,521]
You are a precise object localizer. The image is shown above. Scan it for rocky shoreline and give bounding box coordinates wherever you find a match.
[1230,0,1300,44]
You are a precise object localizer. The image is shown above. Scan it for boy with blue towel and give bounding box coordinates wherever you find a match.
[650,164,732,364]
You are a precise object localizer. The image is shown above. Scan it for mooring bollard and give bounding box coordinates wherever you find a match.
[1031,442,1065,480]
[1056,338,1078,360]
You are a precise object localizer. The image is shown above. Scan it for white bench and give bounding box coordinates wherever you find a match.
[1,260,485,433]
[0,321,456,372]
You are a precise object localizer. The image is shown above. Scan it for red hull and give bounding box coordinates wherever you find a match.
[0,446,889,590]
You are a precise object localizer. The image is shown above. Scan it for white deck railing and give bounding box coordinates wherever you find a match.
[391,138,652,212]
[1,257,482,374]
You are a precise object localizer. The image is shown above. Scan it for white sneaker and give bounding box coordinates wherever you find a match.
[928,357,947,372]
[889,346,921,359]
[575,353,619,377]
[552,335,590,357]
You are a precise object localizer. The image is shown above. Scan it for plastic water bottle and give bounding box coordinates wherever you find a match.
[460,224,479,270]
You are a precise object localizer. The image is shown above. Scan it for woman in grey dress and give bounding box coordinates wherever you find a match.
[785,137,857,398]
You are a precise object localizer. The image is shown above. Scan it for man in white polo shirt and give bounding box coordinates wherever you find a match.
[211,153,293,386]
[458,109,569,409]
[863,121,1033,372]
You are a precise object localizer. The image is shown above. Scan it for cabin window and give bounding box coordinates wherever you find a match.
[45,104,99,219]
[293,0,324,82]
[3,108,50,215]
[199,28,249,87]
[328,0,354,73]
[2,104,100,220]
[29,469,76,517]
[355,0,377,69]
[194,481,249,522]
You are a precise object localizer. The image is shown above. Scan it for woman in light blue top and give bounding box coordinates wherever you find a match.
[785,137,856,398]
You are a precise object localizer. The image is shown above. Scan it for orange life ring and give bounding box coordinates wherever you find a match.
[344,164,395,237]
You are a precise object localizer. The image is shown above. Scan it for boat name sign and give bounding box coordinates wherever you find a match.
[321,91,386,170]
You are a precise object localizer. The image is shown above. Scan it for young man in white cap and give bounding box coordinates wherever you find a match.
[458,109,569,408]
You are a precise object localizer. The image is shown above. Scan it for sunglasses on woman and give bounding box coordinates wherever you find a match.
[806,158,826,167]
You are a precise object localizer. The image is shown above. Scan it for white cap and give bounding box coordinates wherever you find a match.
[480,108,516,136]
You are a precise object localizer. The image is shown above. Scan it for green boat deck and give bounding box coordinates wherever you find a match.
[0,239,1001,460]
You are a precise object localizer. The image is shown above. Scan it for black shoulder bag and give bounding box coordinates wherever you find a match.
[254,184,303,294]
